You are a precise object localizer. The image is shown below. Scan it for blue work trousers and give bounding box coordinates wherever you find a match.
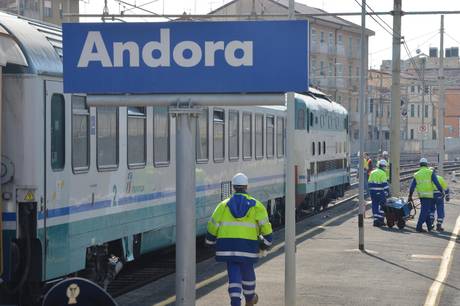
[417,198,435,231]
[432,195,445,225]
[227,261,256,306]
[370,191,386,222]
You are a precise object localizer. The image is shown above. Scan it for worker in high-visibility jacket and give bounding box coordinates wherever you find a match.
[206,173,273,306]
[368,160,390,227]
[408,158,444,232]
[382,151,391,182]
[430,167,450,231]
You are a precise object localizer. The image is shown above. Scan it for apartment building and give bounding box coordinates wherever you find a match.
[208,0,374,151]
[0,0,78,25]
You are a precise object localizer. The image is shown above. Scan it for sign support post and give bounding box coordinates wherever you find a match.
[171,104,200,306]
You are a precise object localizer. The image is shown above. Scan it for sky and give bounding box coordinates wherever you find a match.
[80,0,460,68]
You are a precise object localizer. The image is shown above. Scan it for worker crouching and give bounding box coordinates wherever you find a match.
[430,167,450,231]
[368,160,390,227]
[206,173,273,306]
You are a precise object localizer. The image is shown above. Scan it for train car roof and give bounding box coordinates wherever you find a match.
[0,12,62,75]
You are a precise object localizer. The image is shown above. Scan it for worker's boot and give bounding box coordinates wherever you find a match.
[245,293,258,306]
[436,223,444,232]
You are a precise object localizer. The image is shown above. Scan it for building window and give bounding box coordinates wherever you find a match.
[51,93,65,171]
[44,0,52,17]
[411,85,415,93]
[312,142,315,155]
[433,130,437,139]
[369,98,374,113]
[127,107,146,168]
[348,36,353,56]
[320,61,325,76]
[97,107,118,170]
[323,141,326,154]
[318,141,321,155]
[213,109,225,162]
[266,116,275,158]
[348,65,352,79]
[72,95,89,172]
[255,114,264,159]
[417,105,420,117]
[196,108,209,162]
[425,105,429,118]
[320,31,325,43]
[311,59,317,76]
[277,117,285,158]
[243,112,252,160]
[153,106,170,166]
[410,129,414,139]
[228,110,239,160]
[310,113,314,126]
[328,62,333,76]
[311,28,317,46]
[338,34,343,46]
[410,104,415,117]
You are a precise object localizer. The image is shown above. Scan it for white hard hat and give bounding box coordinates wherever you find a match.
[382,151,388,156]
[420,158,428,164]
[379,160,387,167]
[232,173,249,186]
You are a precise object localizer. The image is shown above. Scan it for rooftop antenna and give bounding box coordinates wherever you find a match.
[102,0,109,22]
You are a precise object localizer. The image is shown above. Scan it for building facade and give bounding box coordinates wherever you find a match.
[208,0,374,152]
[0,0,78,25]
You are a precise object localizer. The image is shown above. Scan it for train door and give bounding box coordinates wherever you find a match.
[44,80,70,279]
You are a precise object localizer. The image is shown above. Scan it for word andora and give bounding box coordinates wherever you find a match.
[77,28,254,68]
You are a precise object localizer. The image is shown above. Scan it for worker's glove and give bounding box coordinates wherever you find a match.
[445,194,450,202]
[259,236,272,251]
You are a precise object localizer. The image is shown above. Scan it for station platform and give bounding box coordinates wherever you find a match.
[117,181,460,306]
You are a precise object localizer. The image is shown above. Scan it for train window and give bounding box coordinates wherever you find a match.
[310,113,314,126]
[213,109,225,162]
[229,110,239,161]
[72,95,89,172]
[196,108,209,162]
[243,112,252,160]
[153,106,170,166]
[323,141,326,154]
[277,117,285,158]
[266,116,275,158]
[312,142,315,156]
[255,113,264,159]
[51,94,65,171]
[127,107,146,168]
[318,141,321,155]
[97,107,119,171]
[296,109,305,129]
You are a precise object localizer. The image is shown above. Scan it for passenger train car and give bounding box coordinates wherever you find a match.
[0,13,349,303]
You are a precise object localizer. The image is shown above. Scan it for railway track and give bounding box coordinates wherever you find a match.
[108,162,460,298]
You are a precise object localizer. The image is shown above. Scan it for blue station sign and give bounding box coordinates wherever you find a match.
[63,21,308,94]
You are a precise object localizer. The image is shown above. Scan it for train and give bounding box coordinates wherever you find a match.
[0,13,350,304]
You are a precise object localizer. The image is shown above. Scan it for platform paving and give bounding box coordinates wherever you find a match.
[117,180,460,306]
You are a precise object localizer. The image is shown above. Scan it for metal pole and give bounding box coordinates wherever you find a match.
[379,71,384,151]
[358,0,366,251]
[285,1,296,305]
[421,57,426,155]
[175,108,197,306]
[438,15,445,174]
[390,0,402,196]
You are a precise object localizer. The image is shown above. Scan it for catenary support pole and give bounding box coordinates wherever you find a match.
[421,57,426,156]
[174,106,197,306]
[358,0,366,251]
[438,15,445,175]
[390,0,402,196]
[285,1,296,305]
